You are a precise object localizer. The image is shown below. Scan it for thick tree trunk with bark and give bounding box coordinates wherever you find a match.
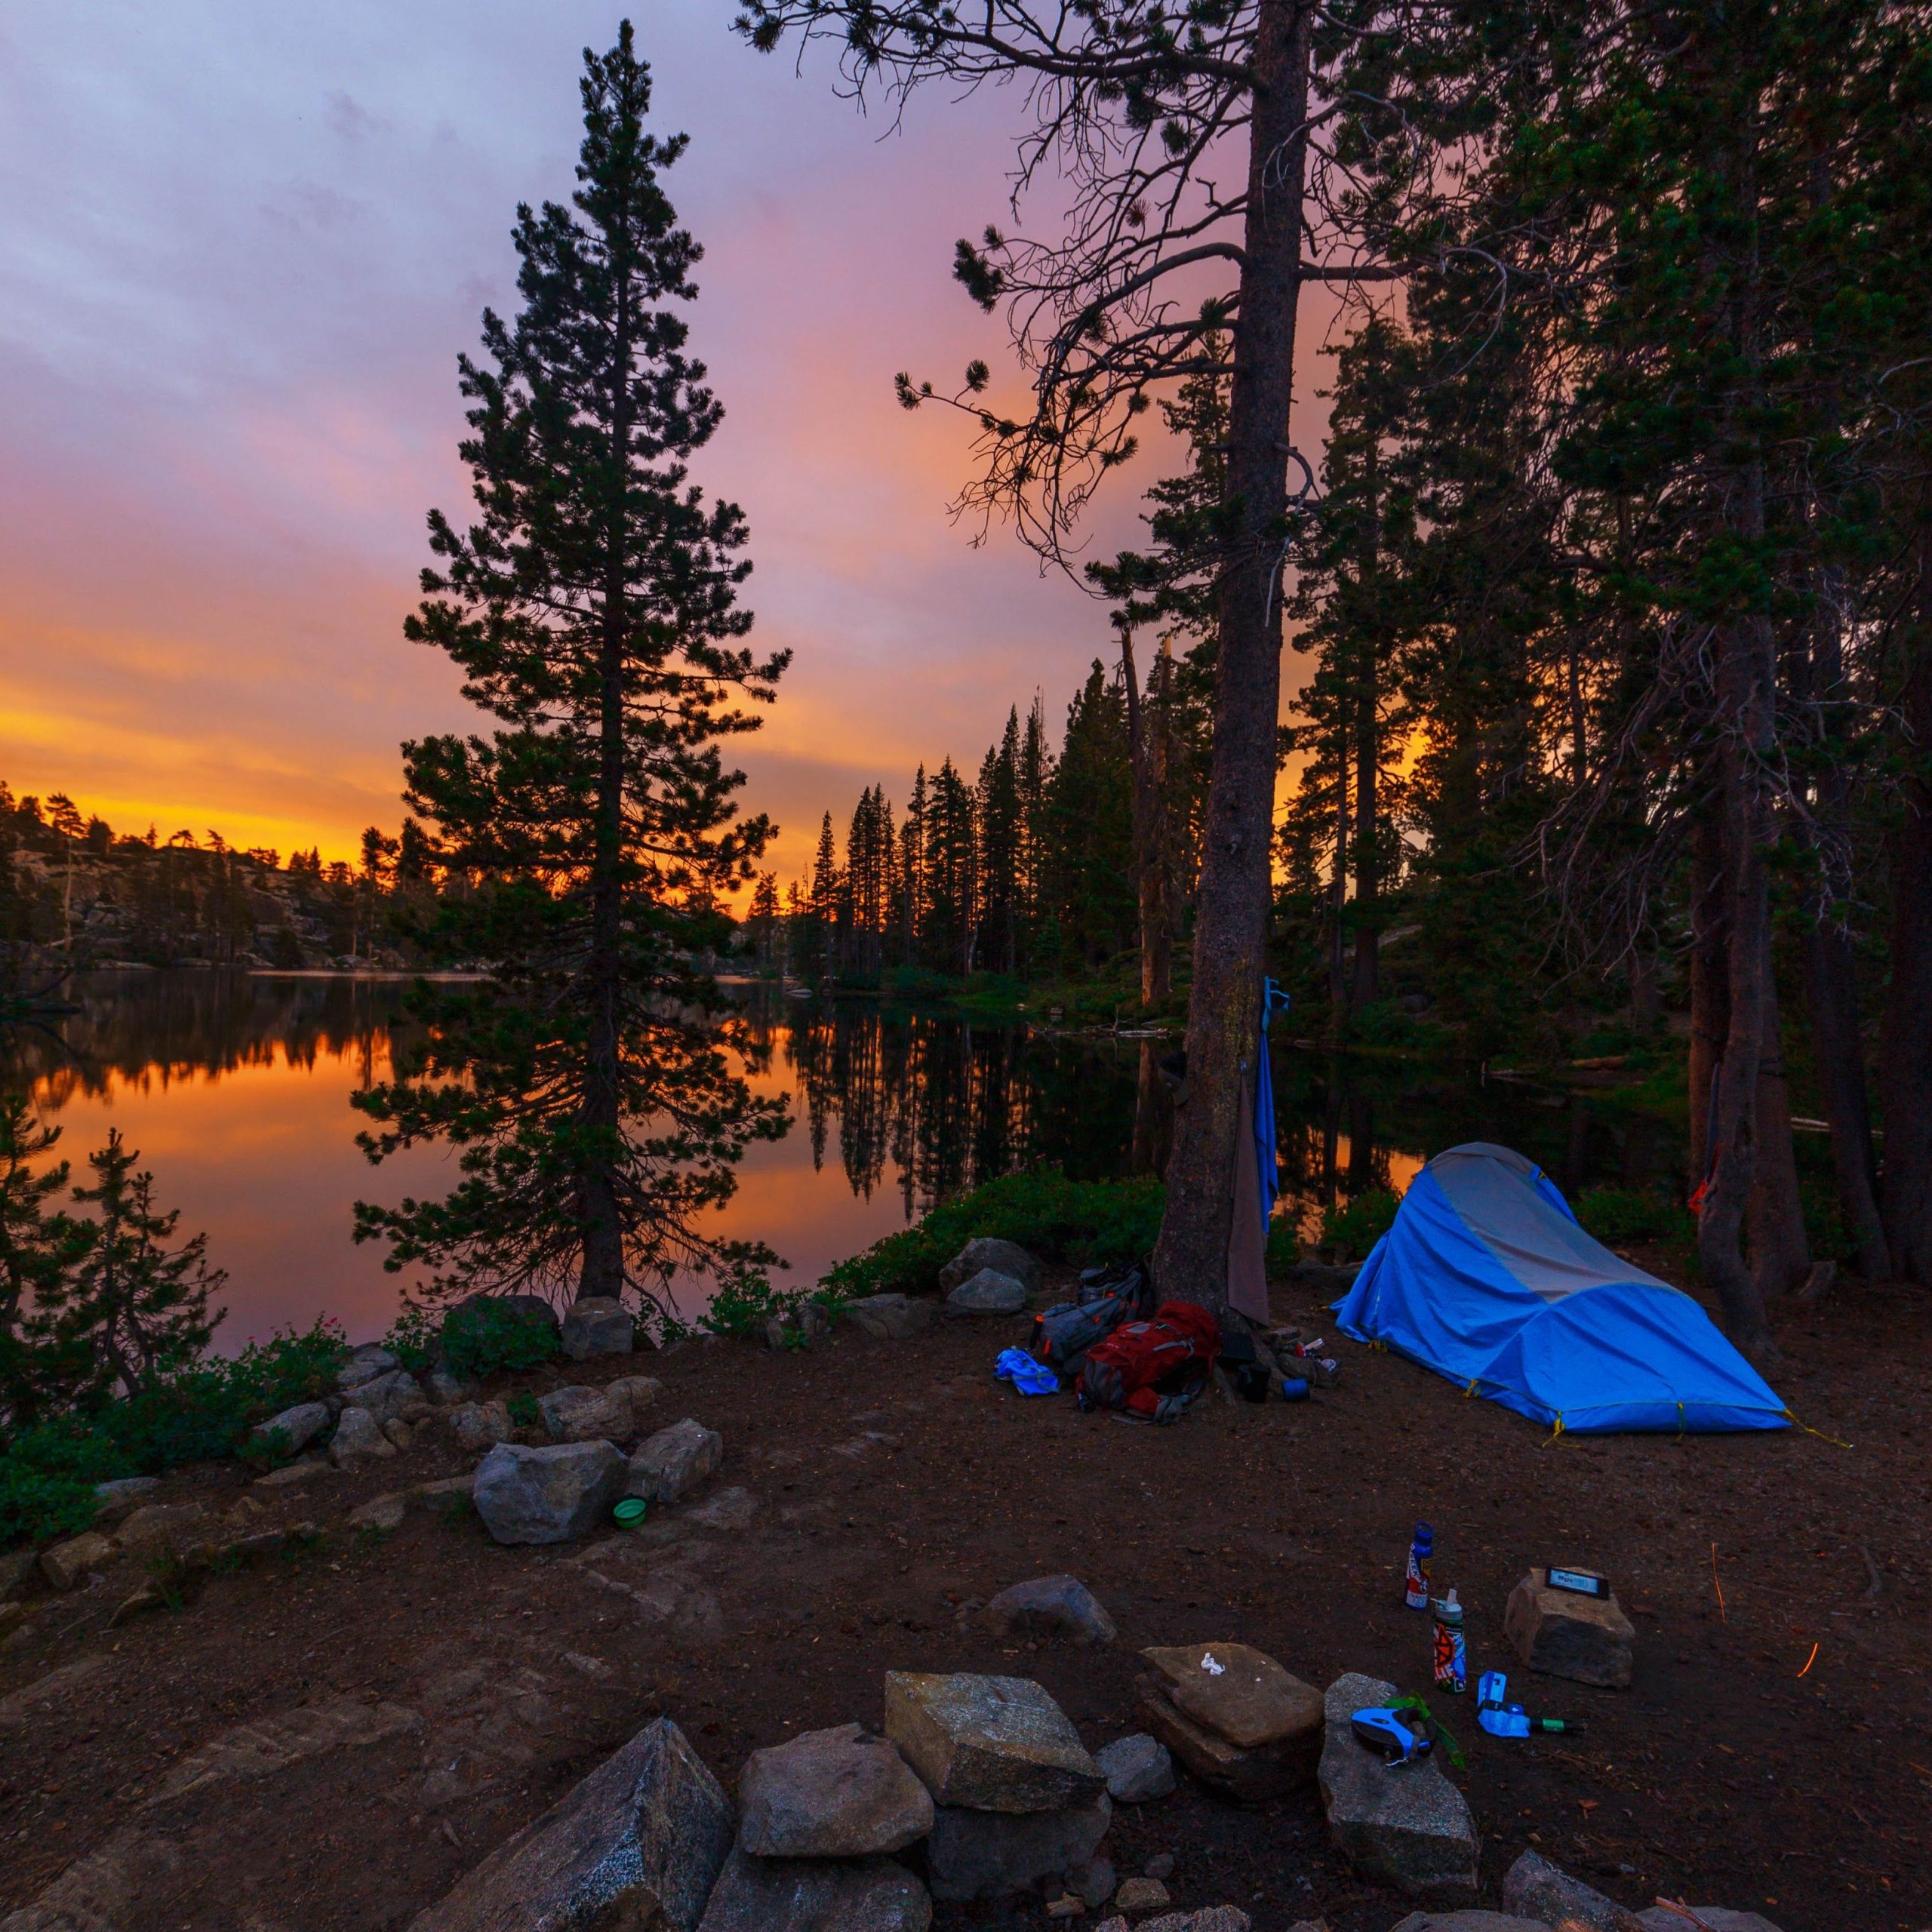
[580,294,632,1303]
[1746,979,1810,1299]
[1121,629,1173,1005]
[1351,686,1380,1008]
[1696,601,1781,1366]
[1328,730,1350,1028]
[1688,795,1729,1188]
[1879,584,1932,1284]
[1152,0,1310,1312]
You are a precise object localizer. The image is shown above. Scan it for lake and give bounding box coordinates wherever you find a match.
[4,970,1682,1346]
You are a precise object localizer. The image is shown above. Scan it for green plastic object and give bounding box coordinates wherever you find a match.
[612,1497,648,1527]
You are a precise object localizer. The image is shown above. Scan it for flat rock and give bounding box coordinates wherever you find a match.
[944,1268,1029,1316]
[847,1294,940,1341]
[251,1400,331,1455]
[1128,1908,1251,1932]
[540,1385,633,1444]
[1504,1571,1635,1690]
[426,1367,480,1406]
[449,1400,515,1454]
[355,1367,429,1426]
[607,1374,663,1417]
[349,1493,409,1532]
[697,1846,931,1932]
[144,1695,422,1805]
[984,1575,1117,1647]
[940,1238,1043,1297]
[1317,1672,1477,1902]
[474,1440,627,1545]
[328,1405,396,1466]
[40,1531,116,1591]
[561,1296,635,1360]
[1503,1852,1647,1932]
[254,1458,334,1487]
[1392,1916,1550,1932]
[409,1717,731,1932]
[1141,1643,1322,1751]
[113,1503,207,1558]
[627,1418,723,1505]
[1636,1912,1783,1932]
[739,1721,934,1857]
[1094,1734,1174,1804]
[0,1826,183,1932]
[926,1793,1111,1901]
[885,1672,1105,1814]
[91,1475,161,1517]
[1134,1676,1313,1802]
[1115,1875,1171,1912]
[339,1343,401,1389]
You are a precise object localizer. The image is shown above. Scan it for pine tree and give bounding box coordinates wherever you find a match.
[32,1130,222,1401]
[0,1098,93,1429]
[976,713,1023,976]
[745,872,780,971]
[924,759,979,974]
[352,26,789,1315]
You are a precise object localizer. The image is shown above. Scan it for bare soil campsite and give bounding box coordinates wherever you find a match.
[1,1259,1923,1932]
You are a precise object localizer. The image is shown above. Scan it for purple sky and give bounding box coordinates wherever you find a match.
[0,2,1336,882]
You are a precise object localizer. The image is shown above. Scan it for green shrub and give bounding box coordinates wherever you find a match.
[0,1318,349,1546]
[700,1261,846,1343]
[1264,1215,1300,1274]
[823,1168,1165,1299]
[505,1390,541,1430]
[381,1301,441,1374]
[1575,1186,1690,1246]
[439,1300,561,1381]
[1320,1187,1400,1260]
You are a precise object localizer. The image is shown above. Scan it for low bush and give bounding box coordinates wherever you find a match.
[1575,1186,1692,1247]
[439,1300,561,1381]
[0,1319,349,1547]
[1319,1186,1400,1260]
[823,1168,1165,1300]
[700,1261,847,1343]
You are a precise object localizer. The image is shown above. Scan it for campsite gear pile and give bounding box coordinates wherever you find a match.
[1477,1671,1585,1738]
[1076,1301,1222,1421]
[1404,1523,1434,1610]
[1334,1141,1788,1432]
[1027,1261,1151,1373]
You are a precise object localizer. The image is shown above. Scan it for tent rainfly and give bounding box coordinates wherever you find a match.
[1333,1142,1788,1434]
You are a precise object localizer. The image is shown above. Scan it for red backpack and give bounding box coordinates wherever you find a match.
[1075,1301,1222,1421]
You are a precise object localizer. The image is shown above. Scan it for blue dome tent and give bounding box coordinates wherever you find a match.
[1333,1143,1787,1434]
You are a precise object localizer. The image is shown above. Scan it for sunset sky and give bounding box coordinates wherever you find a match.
[2,1,1337,884]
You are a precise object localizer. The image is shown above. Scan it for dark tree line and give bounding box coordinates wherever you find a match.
[745,0,1931,1348]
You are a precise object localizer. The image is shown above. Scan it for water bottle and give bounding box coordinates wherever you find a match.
[1432,1588,1466,1694]
[1404,1523,1433,1610]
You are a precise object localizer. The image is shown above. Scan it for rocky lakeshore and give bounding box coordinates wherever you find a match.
[0,1264,1922,1930]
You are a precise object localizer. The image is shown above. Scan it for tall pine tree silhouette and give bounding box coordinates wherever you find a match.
[354,26,789,1317]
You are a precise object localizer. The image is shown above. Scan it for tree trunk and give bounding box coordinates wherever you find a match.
[1687,794,1729,1189]
[1746,976,1810,1299]
[1351,684,1380,1009]
[1695,608,1780,1365]
[1799,918,1885,1283]
[1327,730,1351,1029]
[1151,0,1310,1315]
[580,288,632,1305]
[1121,629,1172,1005]
[1878,568,1932,1284]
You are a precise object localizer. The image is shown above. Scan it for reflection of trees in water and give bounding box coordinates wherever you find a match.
[2,971,414,1108]
[1268,1049,1676,1233]
[777,1002,1146,1220]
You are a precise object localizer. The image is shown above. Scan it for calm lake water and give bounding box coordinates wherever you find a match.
[3,970,1680,1346]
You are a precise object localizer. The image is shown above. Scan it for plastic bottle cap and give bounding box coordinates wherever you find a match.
[1445,1588,1461,1611]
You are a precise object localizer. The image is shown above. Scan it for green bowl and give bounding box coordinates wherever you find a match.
[612,1497,649,1527]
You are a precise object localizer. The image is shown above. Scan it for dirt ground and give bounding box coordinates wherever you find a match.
[1,1267,1927,1932]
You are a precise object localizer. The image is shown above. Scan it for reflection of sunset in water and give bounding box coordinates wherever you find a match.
[17,986,930,1348]
[9,971,1654,1354]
